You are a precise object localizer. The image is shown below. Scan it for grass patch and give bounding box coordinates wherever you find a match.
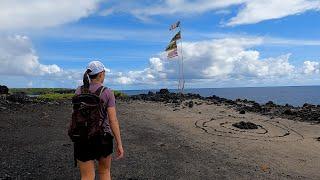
[37,93,74,101]
[36,90,127,101]
[10,88,75,95]
[113,90,128,98]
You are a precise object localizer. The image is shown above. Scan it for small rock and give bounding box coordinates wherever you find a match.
[239,110,246,114]
[0,106,7,110]
[188,101,194,108]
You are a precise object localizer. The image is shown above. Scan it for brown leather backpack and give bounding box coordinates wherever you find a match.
[68,86,107,143]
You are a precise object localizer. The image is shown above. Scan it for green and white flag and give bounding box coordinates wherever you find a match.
[170,31,181,43]
[165,41,177,51]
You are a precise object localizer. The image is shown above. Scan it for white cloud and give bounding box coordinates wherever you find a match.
[303,61,320,74]
[111,57,167,85]
[227,0,320,26]
[0,35,64,76]
[107,37,317,88]
[104,0,320,26]
[0,35,317,88]
[130,0,244,17]
[0,0,100,30]
[0,34,85,87]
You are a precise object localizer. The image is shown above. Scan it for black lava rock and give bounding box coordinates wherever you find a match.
[158,89,170,95]
[232,121,258,130]
[54,89,75,94]
[7,93,31,103]
[265,101,275,106]
[239,110,246,114]
[127,89,320,124]
[0,85,9,94]
[283,109,296,116]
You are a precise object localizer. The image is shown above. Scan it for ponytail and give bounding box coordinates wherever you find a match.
[82,69,91,93]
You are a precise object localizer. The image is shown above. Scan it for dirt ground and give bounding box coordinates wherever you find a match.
[1,99,320,179]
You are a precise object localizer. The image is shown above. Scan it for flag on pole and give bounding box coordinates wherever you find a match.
[167,48,178,58]
[170,31,181,43]
[165,41,177,51]
[169,21,180,31]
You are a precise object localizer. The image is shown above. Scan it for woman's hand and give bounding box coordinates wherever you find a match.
[115,144,124,160]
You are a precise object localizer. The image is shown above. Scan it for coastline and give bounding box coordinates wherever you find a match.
[126,89,320,123]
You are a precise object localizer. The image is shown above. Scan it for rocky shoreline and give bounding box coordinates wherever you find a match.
[125,89,320,123]
[1,88,319,123]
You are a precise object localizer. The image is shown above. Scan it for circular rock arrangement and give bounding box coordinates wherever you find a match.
[232,121,258,130]
[195,117,304,142]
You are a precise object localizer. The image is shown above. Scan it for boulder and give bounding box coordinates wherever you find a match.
[188,101,194,108]
[232,121,258,130]
[0,85,9,94]
[239,110,246,114]
[158,89,170,95]
[7,92,30,103]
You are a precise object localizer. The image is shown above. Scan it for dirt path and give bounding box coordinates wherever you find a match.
[1,100,320,179]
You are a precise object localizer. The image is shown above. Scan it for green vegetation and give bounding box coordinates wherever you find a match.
[9,88,75,95]
[10,88,128,101]
[37,93,74,101]
[113,90,128,98]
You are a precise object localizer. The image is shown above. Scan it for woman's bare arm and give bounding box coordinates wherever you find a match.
[107,106,124,159]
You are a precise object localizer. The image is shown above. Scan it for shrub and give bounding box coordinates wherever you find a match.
[37,93,74,101]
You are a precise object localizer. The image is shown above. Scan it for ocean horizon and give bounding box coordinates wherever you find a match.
[121,85,320,107]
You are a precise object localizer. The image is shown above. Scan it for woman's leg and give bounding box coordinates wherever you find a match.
[78,160,95,180]
[98,155,112,180]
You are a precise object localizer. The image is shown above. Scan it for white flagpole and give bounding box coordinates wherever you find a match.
[179,22,185,94]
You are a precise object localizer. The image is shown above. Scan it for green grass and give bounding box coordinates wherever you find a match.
[113,90,128,98]
[10,88,74,95]
[10,88,127,101]
[35,90,127,101]
[37,93,75,101]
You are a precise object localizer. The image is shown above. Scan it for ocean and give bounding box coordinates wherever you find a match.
[122,86,320,107]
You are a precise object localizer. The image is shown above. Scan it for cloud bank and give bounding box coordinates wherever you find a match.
[104,0,320,26]
[110,37,319,88]
[0,0,100,30]
[0,35,84,87]
[1,35,319,88]
[0,35,62,76]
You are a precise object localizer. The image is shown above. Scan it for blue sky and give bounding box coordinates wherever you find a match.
[0,0,320,90]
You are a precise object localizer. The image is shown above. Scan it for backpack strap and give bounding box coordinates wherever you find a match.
[94,86,107,127]
[80,85,90,94]
[80,85,84,94]
[94,86,106,97]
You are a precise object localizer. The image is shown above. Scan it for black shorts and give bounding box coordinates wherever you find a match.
[74,133,114,162]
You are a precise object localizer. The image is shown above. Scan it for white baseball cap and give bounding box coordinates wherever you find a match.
[86,61,107,75]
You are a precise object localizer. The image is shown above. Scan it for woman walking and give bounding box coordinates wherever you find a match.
[72,61,124,180]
